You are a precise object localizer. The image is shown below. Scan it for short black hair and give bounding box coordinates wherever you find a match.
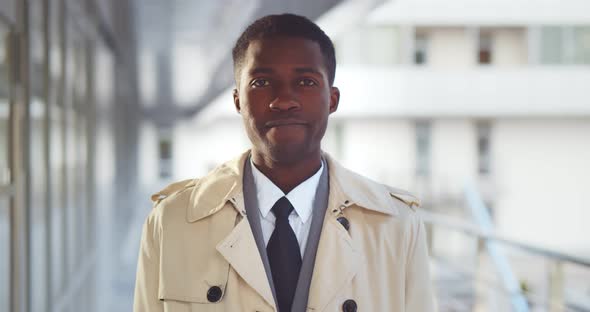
[232,13,336,86]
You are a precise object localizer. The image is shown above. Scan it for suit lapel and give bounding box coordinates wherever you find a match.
[216,217,276,309]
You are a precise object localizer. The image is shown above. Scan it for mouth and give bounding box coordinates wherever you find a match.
[265,119,308,128]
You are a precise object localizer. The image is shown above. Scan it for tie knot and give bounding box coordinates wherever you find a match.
[271,197,294,220]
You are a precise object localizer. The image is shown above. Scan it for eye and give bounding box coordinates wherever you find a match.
[298,78,317,87]
[251,78,270,88]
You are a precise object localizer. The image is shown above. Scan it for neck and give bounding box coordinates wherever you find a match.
[250,149,322,194]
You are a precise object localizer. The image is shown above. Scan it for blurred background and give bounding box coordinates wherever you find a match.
[1,0,589,311]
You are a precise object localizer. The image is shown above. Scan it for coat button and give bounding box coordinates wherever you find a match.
[342,299,357,312]
[337,217,350,231]
[207,286,222,302]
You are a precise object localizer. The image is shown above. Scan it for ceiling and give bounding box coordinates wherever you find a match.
[134,0,344,126]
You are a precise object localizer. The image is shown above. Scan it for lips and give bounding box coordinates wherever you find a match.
[265,118,308,128]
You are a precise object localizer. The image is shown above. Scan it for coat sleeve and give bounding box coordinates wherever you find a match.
[405,214,437,311]
[133,212,164,312]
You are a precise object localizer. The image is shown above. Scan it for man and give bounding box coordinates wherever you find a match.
[134,13,435,312]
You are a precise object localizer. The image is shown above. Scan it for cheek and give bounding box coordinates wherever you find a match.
[242,93,271,117]
[240,108,266,139]
[307,97,332,121]
[244,88,273,104]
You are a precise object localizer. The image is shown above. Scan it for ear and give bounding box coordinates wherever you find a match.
[233,88,241,113]
[329,86,340,114]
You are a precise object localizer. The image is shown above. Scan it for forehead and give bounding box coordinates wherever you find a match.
[242,37,326,71]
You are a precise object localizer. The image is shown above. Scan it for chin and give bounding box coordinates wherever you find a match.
[267,143,312,164]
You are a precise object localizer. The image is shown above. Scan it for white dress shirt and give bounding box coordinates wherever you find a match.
[250,158,324,256]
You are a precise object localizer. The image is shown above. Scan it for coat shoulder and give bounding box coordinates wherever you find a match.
[150,178,197,203]
[148,178,199,220]
[330,159,421,217]
[384,185,421,212]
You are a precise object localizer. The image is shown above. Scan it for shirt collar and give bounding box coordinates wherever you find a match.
[250,158,324,224]
[186,150,401,223]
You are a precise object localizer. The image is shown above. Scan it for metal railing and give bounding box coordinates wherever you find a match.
[421,186,590,312]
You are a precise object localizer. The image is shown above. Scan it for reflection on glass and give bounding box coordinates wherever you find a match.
[49,105,64,296]
[0,27,10,184]
[415,121,431,177]
[540,27,564,64]
[29,0,49,308]
[540,26,590,64]
[573,27,590,64]
[478,32,493,65]
[0,198,9,312]
[415,34,428,65]
[30,95,48,312]
[0,20,11,312]
[66,108,77,273]
[477,122,492,175]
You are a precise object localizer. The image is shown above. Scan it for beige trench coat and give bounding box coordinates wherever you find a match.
[134,151,436,312]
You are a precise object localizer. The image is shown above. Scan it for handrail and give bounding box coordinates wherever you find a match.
[418,210,590,268]
[464,183,529,312]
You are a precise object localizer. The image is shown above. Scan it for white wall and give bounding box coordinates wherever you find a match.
[337,119,415,190]
[492,119,590,254]
[431,119,478,203]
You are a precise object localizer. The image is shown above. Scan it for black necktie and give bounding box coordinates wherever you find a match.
[267,196,302,312]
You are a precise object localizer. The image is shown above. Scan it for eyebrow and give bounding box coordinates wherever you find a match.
[294,67,323,76]
[249,67,274,75]
[248,67,324,76]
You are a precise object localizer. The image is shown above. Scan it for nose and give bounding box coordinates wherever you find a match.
[269,85,301,112]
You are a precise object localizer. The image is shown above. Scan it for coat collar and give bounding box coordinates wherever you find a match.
[186,150,401,223]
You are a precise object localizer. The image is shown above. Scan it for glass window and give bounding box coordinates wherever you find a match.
[76,116,88,254]
[0,21,11,312]
[158,129,173,179]
[573,27,590,64]
[0,198,9,312]
[540,27,564,64]
[539,26,590,64]
[415,121,431,177]
[49,105,65,296]
[479,32,493,64]
[49,0,62,83]
[0,29,10,183]
[70,39,88,267]
[64,42,77,278]
[49,0,65,298]
[29,1,49,311]
[477,122,492,175]
[414,34,428,65]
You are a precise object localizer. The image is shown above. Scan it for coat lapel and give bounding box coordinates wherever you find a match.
[307,214,360,311]
[306,153,402,311]
[216,216,276,309]
[186,150,404,312]
[187,151,276,308]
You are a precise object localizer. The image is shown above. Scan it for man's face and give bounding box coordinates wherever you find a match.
[233,37,340,164]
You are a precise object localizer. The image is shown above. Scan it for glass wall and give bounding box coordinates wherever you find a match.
[0,0,133,310]
[29,1,49,311]
[0,18,12,312]
[48,0,66,301]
